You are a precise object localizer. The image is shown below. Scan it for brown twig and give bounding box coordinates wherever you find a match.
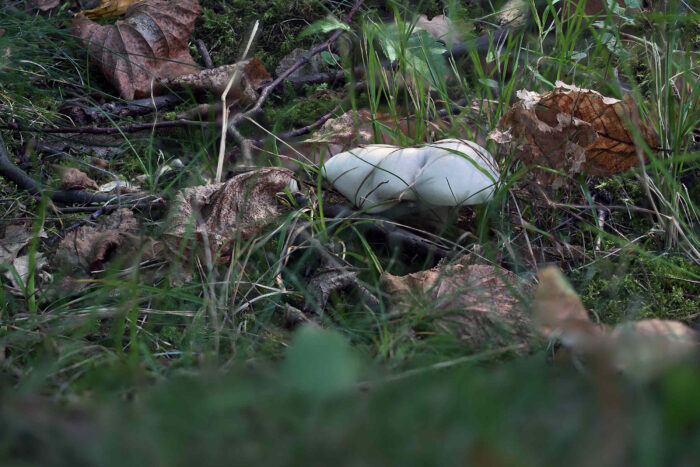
[0,132,168,207]
[0,119,211,135]
[48,206,107,245]
[61,94,183,124]
[195,39,215,69]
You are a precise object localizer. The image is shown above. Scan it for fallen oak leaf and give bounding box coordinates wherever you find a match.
[532,266,698,379]
[381,255,534,349]
[491,81,658,187]
[55,208,147,276]
[58,167,99,191]
[3,253,51,295]
[72,0,201,99]
[0,223,47,265]
[163,167,298,265]
[162,57,271,105]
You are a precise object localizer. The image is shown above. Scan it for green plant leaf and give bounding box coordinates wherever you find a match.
[283,325,361,398]
[298,16,350,39]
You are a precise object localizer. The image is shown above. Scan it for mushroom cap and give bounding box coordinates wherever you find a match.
[322,139,499,213]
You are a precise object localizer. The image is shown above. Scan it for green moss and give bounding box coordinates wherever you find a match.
[571,254,700,325]
[261,85,341,130]
[195,0,326,71]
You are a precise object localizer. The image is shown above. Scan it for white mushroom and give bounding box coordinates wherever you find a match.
[322,139,499,213]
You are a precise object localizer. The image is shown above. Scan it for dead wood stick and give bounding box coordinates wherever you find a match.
[0,119,211,135]
[195,39,215,69]
[0,132,168,207]
[62,94,183,124]
[48,206,108,245]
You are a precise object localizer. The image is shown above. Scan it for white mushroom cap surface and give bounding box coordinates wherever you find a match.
[322,139,499,213]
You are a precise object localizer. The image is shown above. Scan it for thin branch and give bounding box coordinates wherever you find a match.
[62,94,183,124]
[195,39,215,69]
[0,119,211,135]
[0,132,168,207]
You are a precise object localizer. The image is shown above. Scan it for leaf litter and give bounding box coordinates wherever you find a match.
[72,0,202,99]
[490,81,659,188]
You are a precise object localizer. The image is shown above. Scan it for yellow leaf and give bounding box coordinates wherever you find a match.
[80,0,144,19]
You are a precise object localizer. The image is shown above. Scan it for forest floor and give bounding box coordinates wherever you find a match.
[0,0,698,465]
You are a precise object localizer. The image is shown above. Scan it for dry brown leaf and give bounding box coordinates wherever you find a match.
[381,256,534,349]
[80,0,144,19]
[0,223,47,265]
[492,81,658,187]
[59,167,99,190]
[163,57,271,104]
[533,266,698,378]
[33,0,61,12]
[306,109,376,148]
[496,0,530,28]
[609,319,698,378]
[97,180,142,194]
[532,267,604,352]
[163,167,297,264]
[55,208,140,274]
[4,253,51,293]
[414,14,461,47]
[72,0,201,99]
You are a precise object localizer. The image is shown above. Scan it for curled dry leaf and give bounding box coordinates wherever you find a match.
[0,223,49,292]
[59,167,99,191]
[55,208,147,275]
[309,108,453,146]
[98,180,142,194]
[381,255,534,349]
[0,223,46,265]
[163,57,271,105]
[533,266,698,379]
[532,266,604,352]
[491,81,658,187]
[303,109,378,160]
[33,0,61,12]
[496,0,530,28]
[163,167,297,263]
[72,0,201,99]
[4,253,51,293]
